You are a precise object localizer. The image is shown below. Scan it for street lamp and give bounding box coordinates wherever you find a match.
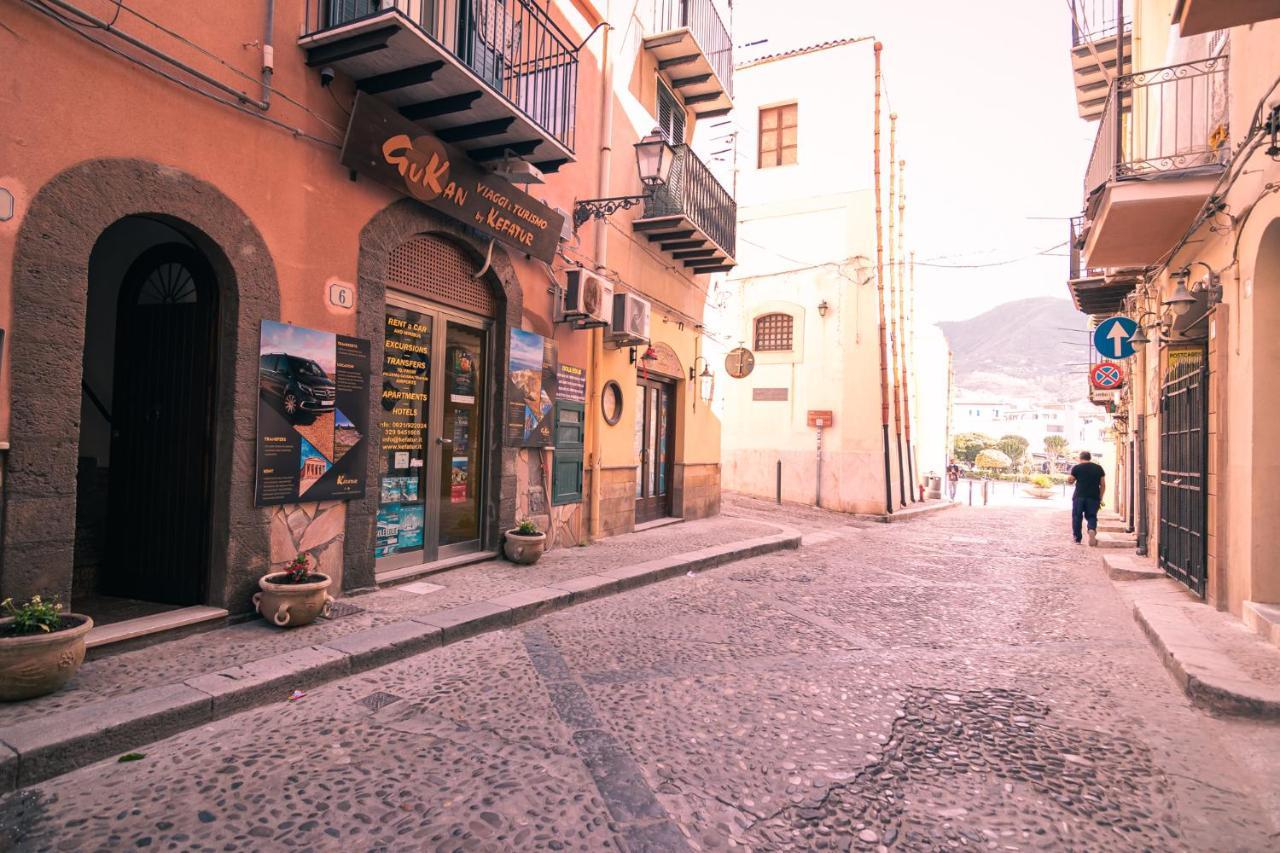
[690,357,715,402]
[573,128,676,229]
[817,300,830,318]
[1164,269,1198,317]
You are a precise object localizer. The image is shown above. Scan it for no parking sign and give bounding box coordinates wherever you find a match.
[1090,361,1125,391]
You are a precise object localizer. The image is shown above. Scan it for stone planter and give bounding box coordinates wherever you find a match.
[503,529,547,565]
[0,614,93,701]
[253,572,334,628]
[1024,486,1055,500]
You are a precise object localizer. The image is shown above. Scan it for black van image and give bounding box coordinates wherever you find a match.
[259,352,336,423]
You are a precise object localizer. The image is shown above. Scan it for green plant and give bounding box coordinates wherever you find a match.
[997,435,1029,466]
[514,520,540,536]
[283,554,316,584]
[952,432,995,465]
[1030,473,1053,489]
[1,595,64,635]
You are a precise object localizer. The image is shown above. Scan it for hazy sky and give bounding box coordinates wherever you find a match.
[732,0,1096,324]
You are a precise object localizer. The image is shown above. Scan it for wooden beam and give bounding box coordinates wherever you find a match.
[631,216,683,232]
[658,54,700,70]
[683,92,722,105]
[646,230,694,243]
[533,158,570,174]
[673,248,717,259]
[436,117,516,142]
[688,265,733,274]
[468,139,541,161]
[305,26,399,67]
[685,257,725,268]
[672,73,712,88]
[356,61,445,94]
[660,239,707,251]
[694,108,732,120]
[401,91,483,120]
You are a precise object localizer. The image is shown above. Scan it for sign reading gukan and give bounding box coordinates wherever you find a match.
[341,93,564,263]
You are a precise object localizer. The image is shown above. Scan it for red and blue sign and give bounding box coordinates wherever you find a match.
[1091,361,1125,391]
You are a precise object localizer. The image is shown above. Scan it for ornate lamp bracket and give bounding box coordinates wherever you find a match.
[573,194,649,230]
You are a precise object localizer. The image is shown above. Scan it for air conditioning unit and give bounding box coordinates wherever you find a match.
[562,268,613,327]
[607,292,651,347]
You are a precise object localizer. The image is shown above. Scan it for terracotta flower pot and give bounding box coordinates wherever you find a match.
[1024,486,1055,500]
[503,529,547,565]
[0,614,93,701]
[253,572,334,628]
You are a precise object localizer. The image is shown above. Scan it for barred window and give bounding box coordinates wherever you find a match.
[754,313,794,352]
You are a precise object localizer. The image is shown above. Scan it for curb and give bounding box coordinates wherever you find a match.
[856,501,957,524]
[1131,592,1280,719]
[0,530,800,792]
[1101,553,1163,582]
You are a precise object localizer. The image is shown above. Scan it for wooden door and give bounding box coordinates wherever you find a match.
[634,377,675,524]
[104,244,219,604]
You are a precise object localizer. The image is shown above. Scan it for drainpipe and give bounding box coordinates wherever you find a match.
[587,12,614,542]
[904,247,917,500]
[889,115,906,507]
[873,42,893,516]
[1136,319,1150,555]
[261,0,275,108]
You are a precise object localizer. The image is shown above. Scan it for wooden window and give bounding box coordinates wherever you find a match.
[657,81,686,144]
[553,401,585,504]
[754,313,794,352]
[758,103,798,168]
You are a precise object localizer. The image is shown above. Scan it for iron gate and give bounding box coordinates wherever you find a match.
[1158,347,1208,597]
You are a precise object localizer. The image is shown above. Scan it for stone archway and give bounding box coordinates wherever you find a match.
[4,159,279,608]
[1250,217,1280,606]
[346,199,524,588]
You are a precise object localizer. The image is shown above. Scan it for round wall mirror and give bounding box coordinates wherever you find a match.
[602,380,623,425]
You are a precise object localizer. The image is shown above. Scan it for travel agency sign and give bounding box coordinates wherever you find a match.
[341,93,564,263]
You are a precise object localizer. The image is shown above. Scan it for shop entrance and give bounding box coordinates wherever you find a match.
[75,217,220,617]
[376,297,491,572]
[634,377,676,524]
[1158,347,1208,597]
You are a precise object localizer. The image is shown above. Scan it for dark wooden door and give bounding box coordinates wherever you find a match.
[104,244,219,604]
[634,377,675,524]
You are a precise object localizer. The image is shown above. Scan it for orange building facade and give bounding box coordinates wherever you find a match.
[0,0,735,639]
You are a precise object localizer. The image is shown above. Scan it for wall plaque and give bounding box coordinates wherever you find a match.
[341,93,564,263]
[753,387,788,401]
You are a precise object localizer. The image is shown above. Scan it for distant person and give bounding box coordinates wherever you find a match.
[1067,451,1105,546]
[946,461,960,500]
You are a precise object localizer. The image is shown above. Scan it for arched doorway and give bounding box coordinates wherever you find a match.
[75,218,221,614]
[1251,218,1280,605]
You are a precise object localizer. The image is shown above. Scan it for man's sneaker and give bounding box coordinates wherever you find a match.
[1087,529,1098,547]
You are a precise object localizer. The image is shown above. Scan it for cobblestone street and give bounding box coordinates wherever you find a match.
[3,499,1279,851]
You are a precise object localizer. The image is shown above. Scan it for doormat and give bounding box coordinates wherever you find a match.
[357,691,403,711]
[323,602,365,620]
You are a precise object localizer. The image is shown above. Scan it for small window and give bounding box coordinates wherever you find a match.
[657,81,686,144]
[758,103,798,168]
[754,313,794,352]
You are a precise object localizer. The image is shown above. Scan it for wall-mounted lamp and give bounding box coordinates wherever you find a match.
[573,129,675,229]
[817,300,829,318]
[690,357,714,402]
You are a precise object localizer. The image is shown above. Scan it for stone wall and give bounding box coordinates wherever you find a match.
[598,466,637,538]
[674,463,721,520]
[268,502,348,592]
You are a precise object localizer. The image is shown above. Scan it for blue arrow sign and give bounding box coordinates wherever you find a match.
[1093,316,1139,359]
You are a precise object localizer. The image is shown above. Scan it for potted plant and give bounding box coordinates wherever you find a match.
[0,595,93,701]
[253,553,334,628]
[504,520,547,565]
[1024,473,1055,499]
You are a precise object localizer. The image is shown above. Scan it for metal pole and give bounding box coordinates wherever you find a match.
[873,42,893,516]
[816,425,824,508]
[776,459,782,504]
[968,479,973,506]
[889,116,906,508]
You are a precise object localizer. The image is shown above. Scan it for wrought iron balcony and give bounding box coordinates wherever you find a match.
[1079,56,1229,268]
[644,0,733,118]
[301,0,579,170]
[633,145,736,274]
[1069,0,1131,120]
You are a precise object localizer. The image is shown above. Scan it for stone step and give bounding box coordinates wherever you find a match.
[1102,552,1162,582]
[1095,531,1137,549]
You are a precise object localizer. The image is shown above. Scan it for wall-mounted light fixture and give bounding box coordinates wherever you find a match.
[573,129,675,229]
[690,357,714,402]
[0,187,13,222]
[817,300,829,318]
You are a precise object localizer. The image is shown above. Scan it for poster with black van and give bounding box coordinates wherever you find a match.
[255,320,370,506]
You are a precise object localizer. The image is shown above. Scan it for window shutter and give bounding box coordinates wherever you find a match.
[658,82,685,144]
[553,402,585,505]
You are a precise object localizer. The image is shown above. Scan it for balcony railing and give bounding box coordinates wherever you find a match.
[1070,0,1129,48]
[1084,56,1229,199]
[306,0,579,151]
[644,144,736,257]
[1069,216,1103,279]
[653,0,733,96]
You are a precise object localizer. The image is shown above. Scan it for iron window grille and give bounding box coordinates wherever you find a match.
[754,313,794,352]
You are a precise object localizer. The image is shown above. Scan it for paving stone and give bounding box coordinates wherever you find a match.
[184,646,349,715]
[321,620,443,673]
[413,600,513,642]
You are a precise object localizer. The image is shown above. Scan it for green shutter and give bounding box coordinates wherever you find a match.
[553,402,585,505]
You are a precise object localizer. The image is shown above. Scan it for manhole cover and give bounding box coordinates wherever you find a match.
[324,602,364,620]
[357,691,403,711]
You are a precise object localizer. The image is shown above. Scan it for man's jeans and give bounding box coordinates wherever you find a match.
[947,481,957,500]
[1072,496,1100,542]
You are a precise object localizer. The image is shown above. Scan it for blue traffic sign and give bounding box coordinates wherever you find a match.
[1093,316,1139,359]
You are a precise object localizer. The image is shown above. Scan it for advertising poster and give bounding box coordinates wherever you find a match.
[378,307,431,557]
[505,328,558,446]
[558,363,586,404]
[448,344,477,403]
[450,458,469,503]
[255,320,370,506]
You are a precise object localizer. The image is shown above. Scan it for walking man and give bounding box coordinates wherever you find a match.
[946,461,960,500]
[1067,450,1105,545]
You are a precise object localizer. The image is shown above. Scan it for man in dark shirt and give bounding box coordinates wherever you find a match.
[1067,451,1106,545]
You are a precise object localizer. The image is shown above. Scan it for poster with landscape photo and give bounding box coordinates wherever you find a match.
[255,320,371,505]
[505,328,558,447]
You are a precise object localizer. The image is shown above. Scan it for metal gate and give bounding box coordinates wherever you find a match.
[1158,347,1208,597]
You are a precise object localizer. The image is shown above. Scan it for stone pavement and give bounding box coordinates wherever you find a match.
[3,500,1280,850]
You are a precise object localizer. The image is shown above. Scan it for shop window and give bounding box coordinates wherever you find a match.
[754,312,794,352]
[553,401,584,504]
[758,103,798,168]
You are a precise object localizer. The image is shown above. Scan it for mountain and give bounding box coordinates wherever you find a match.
[937,297,1089,404]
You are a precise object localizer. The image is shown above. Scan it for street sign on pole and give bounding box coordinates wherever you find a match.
[1093,316,1139,359]
[1091,361,1125,390]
